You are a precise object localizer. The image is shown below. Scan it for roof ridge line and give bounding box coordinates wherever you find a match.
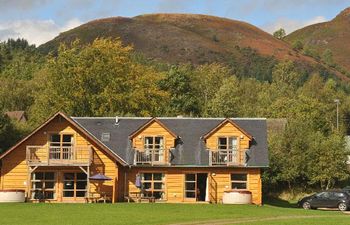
[71,117,267,120]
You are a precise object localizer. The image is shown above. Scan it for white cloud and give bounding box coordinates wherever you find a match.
[0,18,82,46]
[262,16,327,34]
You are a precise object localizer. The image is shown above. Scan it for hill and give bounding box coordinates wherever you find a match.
[39,13,348,81]
[286,7,350,72]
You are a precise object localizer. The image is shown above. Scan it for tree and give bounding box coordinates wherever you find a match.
[307,132,349,189]
[292,40,303,51]
[271,60,301,94]
[159,65,199,116]
[191,63,231,116]
[29,38,169,124]
[322,49,335,67]
[0,113,19,153]
[273,28,286,40]
[207,76,240,117]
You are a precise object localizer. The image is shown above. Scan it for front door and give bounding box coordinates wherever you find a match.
[184,173,208,202]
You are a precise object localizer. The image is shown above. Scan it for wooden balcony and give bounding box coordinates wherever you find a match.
[26,145,92,166]
[134,148,169,165]
[209,149,246,166]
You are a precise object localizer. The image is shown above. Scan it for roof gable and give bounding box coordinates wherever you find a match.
[0,112,127,166]
[203,118,253,140]
[129,117,177,139]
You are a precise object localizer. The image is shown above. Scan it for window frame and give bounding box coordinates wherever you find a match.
[230,173,248,190]
[30,171,57,200]
[48,132,75,160]
[217,136,238,150]
[62,172,88,198]
[143,136,165,163]
[140,172,165,200]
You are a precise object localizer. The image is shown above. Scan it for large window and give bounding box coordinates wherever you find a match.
[63,172,87,198]
[141,173,165,200]
[231,173,247,190]
[144,136,164,162]
[31,172,56,200]
[49,134,74,160]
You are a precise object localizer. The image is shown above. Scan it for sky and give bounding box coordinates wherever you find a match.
[0,0,349,46]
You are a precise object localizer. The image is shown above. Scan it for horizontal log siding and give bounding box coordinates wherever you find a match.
[127,167,262,205]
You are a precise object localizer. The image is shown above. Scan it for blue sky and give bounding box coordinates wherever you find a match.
[0,0,349,45]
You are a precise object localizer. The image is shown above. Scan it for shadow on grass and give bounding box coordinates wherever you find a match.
[264,197,298,208]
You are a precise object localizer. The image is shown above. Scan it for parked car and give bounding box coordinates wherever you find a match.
[298,190,350,211]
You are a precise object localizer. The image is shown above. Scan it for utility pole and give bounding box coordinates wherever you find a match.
[334,99,340,131]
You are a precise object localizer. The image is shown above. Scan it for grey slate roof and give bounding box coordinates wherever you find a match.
[72,117,268,167]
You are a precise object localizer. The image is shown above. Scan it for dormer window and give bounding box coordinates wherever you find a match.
[144,136,164,162]
[218,137,238,150]
[49,134,74,160]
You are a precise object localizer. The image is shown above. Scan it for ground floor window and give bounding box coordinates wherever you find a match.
[231,173,247,190]
[63,172,87,198]
[31,172,56,200]
[140,173,165,200]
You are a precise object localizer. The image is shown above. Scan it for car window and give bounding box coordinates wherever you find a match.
[316,192,334,198]
[334,192,345,198]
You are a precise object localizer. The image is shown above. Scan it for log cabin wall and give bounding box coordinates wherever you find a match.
[0,115,119,203]
[127,167,262,205]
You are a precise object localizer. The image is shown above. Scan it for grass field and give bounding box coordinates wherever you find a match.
[0,202,349,225]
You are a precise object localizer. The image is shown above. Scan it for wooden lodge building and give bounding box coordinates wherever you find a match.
[0,112,268,204]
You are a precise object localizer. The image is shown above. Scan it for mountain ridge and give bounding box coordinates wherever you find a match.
[39,13,349,81]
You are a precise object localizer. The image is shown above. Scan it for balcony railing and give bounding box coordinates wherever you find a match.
[134,148,168,165]
[26,145,92,166]
[209,149,245,166]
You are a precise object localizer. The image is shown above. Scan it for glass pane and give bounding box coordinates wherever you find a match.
[45,182,55,189]
[145,137,153,145]
[229,137,238,149]
[50,134,60,143]
[154,182,163,190]
[32,181,42,189]
[143,173,152,181]
[155,137,164,148]
[33,172,43,180]
[63,191,74,197]
[44,191,55,199]
[186,191,196,198]
[62,134,73,143]
[185,182,195,190]
[45,172,55,180]
[218,138,227,149]
[33,191,44,199]
[64,181,74,189]
[76,191,86,197]
[153,173,163,181]
[231,182,247,189]
[185,174,195,181]
[153,191,163,200]
[142,182,152,190]
[77,173,87,180]
[76,181,87,190]
[231,174,247,181]
[64,173,74,180]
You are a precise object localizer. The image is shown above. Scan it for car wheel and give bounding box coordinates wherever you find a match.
[338,202,348,211]
[302,201,311,210]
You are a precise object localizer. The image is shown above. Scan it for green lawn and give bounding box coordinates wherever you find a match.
[0,202,348,225]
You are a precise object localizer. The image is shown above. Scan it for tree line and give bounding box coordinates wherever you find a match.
[0,38,350,193]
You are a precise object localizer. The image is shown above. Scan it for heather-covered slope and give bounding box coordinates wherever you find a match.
[286,8,350,71]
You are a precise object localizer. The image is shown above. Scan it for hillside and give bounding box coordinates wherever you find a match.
[286,7,350,71]
[39,13,347,81]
